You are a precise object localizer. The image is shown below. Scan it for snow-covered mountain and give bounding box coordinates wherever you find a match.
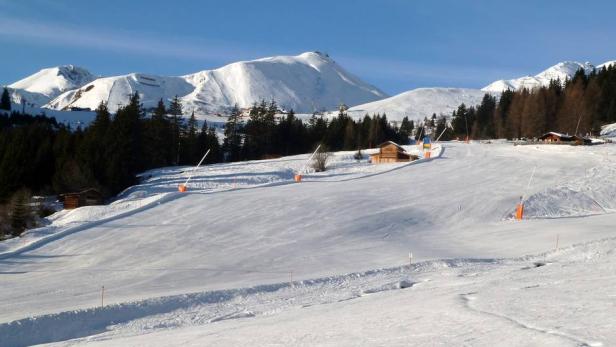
[346,60,616,122]
[482,61,595,92]
[8,65,96,107]
[8,56,616,123]
[345,88,486,121]
[44,52,387,114]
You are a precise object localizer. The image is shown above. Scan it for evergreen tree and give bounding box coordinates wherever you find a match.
[145,99,173,168]
[105,92,145,193]
[223,104,242,161]
[0,88,11,111]
[180,111,199,164]
[398,116,414,144]
[168,95,184,165]
[9,189,32,236]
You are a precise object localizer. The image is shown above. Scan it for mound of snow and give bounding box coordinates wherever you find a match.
[345,87,486,121]
[600,122,616,138]
[45,52,387,114]
[513,164,616,219]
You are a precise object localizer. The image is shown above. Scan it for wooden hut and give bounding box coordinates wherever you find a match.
[370,141,416,164]
[60,188,103,210]
[539,132,591,145]
[539,132,574,143]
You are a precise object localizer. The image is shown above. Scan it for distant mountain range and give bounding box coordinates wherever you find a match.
[8,52,386,116]
[5,52,616,122]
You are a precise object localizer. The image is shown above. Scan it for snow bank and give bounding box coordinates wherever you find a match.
[514,164,616,219]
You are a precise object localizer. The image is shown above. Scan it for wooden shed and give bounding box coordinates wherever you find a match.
[60,188,103,210]
[539,132,591,145]
[370,141,416,164]
[539,132,574,143]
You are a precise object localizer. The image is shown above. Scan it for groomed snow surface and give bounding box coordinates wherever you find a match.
[2,142,616,346]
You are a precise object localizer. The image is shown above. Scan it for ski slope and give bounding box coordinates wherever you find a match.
[2,142,616,346]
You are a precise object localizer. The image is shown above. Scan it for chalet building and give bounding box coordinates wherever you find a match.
[60,188,103,210]
[539,132,591,145]
[370,141,418,163]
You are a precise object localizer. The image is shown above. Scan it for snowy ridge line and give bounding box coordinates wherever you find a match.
[0,192,180,260]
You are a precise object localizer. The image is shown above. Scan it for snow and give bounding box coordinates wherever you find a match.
[44,52,387,114]
[2,141,616,346]
[8,65,95,107]
[600,122,616,139]
[482,61,596,92]
[344,87,486,121]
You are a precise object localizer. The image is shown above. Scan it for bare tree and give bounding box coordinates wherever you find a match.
[311,146,330,172]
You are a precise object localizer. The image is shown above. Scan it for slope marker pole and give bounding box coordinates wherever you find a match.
[295,144,321,182]
[101,285,105,308]
[179,149,210,192]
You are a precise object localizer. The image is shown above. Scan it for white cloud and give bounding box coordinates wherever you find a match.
[0,16,262,63]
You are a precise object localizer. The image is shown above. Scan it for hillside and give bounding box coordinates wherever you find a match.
[344,87,486,121]
[2,142,616,345]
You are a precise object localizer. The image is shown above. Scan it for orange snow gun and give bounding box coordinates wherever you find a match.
[515,202,524,220]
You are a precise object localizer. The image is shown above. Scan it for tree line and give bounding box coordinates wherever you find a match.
[450,64,616,140]
[222,100,415,162]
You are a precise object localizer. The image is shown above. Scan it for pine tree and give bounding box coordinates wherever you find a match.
[343,119,356,150]
[145,98,173,167]
[9,189,32,236]
[104,92,145,193]
[168,96,184,165]
[1,88,11,111]
[223,104,242,161]
[180,111,199,164]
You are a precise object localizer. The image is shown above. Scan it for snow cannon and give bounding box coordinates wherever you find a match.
[515,202,524,220]
[294,174,302,183]
[178,184,187,192]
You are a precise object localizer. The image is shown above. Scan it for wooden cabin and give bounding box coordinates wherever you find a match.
[539,132,591,145]
[539,132,574,143]
[370,141,416,163]
[60,188,103,210]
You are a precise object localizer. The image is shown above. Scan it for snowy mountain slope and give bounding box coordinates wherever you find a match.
[344,87,486,121]
[3,142,616,345]
[482,61,595,92]
[44,52,387,114]
[8,65,96,106]
[45,73,194,112]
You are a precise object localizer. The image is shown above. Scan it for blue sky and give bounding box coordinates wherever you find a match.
[1,0,616,95]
